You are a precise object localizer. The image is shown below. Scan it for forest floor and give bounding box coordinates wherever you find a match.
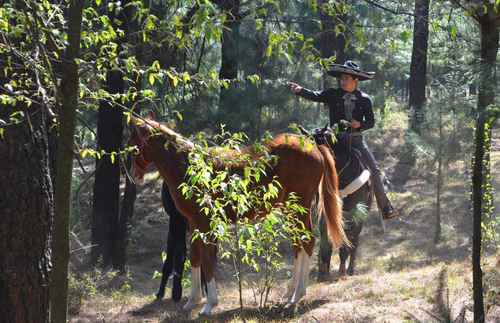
[69,112,500,323]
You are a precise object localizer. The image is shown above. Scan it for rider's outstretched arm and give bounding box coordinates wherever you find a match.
[289,82,334,103]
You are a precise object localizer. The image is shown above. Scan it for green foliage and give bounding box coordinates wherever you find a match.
[481,107,499,250]
[483,262,500,311]
[351,202,369,225]
[68,269,101,315]
[180,128,311,309]
[68,267,133,314]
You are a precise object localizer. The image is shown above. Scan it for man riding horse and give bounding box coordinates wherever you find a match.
[288,60,398,220]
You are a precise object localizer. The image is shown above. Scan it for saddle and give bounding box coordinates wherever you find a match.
[298,123,371,198]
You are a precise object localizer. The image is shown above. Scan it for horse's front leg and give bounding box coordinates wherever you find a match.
[156,224,177,300]
[338,246,348,276]
[171,237,187,301]
[347,228,361,276]
[183,239,203,311]
[156,254,173,300]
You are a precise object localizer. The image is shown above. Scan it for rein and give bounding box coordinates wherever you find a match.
[333,130,354,178]
[132,131,152,176]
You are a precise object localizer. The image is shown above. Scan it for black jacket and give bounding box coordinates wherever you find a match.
[297,87,375,132]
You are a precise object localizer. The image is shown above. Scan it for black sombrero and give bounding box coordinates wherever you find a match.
[327,60,375,81]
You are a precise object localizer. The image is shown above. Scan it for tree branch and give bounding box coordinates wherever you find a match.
[361,0,415,17]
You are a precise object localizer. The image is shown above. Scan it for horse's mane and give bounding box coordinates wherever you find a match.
[141,118,315,169]
[208,133,316,170]
[141,118,195,152]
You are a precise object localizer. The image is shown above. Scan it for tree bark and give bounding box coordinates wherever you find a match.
[471,10,499,323]
[435,102,442,243]
[0,103,53,323]
[91,70,124,268]
[318,0,346,68]
[50,1,85,321]
[216,0,241,132]
[408,0,430,133]
[316,0,346,278]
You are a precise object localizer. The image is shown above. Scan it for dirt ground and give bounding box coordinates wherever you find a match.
[69,116,500,323]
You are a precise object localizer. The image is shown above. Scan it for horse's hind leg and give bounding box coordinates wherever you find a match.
[199,243,218,315]
[284,249,301,301]
[287,201,315,305]
[183,239,203,311]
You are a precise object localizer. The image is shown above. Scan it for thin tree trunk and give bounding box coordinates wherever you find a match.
[471,11,499,322]
[216,0,241,132]
[50,0,85,321]
[316,0,345,278]
[91,70,124,268]
[472,114,486,323]
[409,0,430,132]
[435,103,442,243]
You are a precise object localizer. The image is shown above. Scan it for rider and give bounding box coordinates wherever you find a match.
[289,60,398,220]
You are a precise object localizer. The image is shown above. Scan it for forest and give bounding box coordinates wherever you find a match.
[0,0,499,322]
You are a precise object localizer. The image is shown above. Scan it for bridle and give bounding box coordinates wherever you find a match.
[131,129,152,177]
[299,122,354,178]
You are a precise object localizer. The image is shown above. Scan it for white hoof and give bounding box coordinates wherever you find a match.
[183,297,201,311]
[199,301,217,316]
[288,289,305,305]
[282,286,294,303]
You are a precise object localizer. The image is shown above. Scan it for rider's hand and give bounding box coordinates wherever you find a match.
[288,82,302,94]
[351,119,361,129]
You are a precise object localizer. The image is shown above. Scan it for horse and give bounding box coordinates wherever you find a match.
[332,131,373,276]
[301,125,373,278]
[129,116,347,315]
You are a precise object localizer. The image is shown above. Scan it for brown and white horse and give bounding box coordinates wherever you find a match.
[129,116,347,315]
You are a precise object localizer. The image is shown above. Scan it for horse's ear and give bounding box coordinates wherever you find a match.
[146,110,156,120]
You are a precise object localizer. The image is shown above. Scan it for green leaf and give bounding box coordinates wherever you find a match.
[399,30,411,43]
[450,25,457,41]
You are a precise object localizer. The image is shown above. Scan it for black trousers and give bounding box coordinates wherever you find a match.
[347,134,392,212]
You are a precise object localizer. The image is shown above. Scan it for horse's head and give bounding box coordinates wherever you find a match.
[129,117,157,185]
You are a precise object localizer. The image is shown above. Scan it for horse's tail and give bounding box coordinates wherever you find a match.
[317,145,349,248]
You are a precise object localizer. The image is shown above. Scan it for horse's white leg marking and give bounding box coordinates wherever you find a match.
[183,266,202,311]
[289,249,309,304]
[301,251,311,295]
[284,251,301,301]
[199,278,218,315]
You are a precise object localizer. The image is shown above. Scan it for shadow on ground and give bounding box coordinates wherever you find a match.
[130,299,329,322]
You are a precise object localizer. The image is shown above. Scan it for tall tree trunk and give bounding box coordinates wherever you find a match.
[316,0,346,279]
[91,70,124,268]
[409,0,430,133]
[112,0,141,273]
[471,10,499,323]
[0,102,53,323]
[50,1,85,321]
[318,0,346,86]
[435,102,443,243]
[216,0,241,132]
